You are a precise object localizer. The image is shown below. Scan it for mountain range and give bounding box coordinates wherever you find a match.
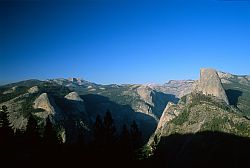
[0,68,250,166]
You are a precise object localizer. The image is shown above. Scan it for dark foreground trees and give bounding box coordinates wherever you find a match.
[0,107,144,167]
[0,105,14,163]
[1,105,250,168]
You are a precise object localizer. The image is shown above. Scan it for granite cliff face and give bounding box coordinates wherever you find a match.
[152,68,230,139]
[156,102,182,131]
[147,69,250,157]
[33,93,57,116]
[195,68,229,104]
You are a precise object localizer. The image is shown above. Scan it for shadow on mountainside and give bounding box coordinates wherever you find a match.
[81,94,158,141]
[225,89,242,106]
[152,91,179,118]
[151,131,250,168]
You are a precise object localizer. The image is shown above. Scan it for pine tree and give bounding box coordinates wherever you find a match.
[130,120,142,149]
[103,110,116,146]
[118,124,132,158]
[25,114,40,145]
[0,105,14,161]
[43,117,58,146]
[120,124,130,144]
[14,128,25,144]
[0,105,13,140]
[93,114,104,147]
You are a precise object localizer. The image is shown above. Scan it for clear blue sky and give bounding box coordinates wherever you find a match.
[1,0,249,85]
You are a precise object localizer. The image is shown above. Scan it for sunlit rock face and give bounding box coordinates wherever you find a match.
[65,91,84,102]
[195,68,229,104]
[33,93,56,115]
[157,102,180,131]
[28,86,39,94]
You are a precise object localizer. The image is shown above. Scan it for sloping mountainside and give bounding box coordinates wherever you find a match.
[0,81,88,142]
[218,71,250,117]
[0,78,180,142]
[147,68,250,168]
[0,68,249,145]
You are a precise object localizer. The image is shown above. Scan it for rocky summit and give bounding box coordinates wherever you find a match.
[194,68,229,104]
[145,68,250,168]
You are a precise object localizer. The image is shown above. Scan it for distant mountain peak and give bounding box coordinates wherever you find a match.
[47,77,95,87]
[68,77,89,85]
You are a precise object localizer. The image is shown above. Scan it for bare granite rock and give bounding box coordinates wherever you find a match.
[33,93,55,115]
[157,102,178,130]
[33,93,62,120]
[28,86,39,94]
[195,68,229,104]
[65,91,83,102]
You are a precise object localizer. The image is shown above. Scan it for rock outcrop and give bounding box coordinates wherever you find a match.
[135,85,159,120]
[195,68,229,104]
[28,86,39,94]
[157,102,180,130]
[64,92,87,115]
[33,93,55,114]
[65,92,83,102]
[137,85,154,107]
[33,93,62,119]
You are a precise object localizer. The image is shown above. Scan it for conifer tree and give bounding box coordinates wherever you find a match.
[103,110,116,146]
[25,114,40,145]
[0,105,14,161]
[120,124,130,146]
[43,117,58,146]
[0,105,13,141]
[93,114,104,147]
[130,120,142,149]
[119,124,132,158]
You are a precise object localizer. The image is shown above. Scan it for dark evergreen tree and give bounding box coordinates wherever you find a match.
[0,105,14,162]
[76,128,85,146]
[14,128,25,145]
[130,120,142,149]
[118,124,132,159]
[93,114,104,147]
[0,105,13,140]
[103,110,116,146]
[119,124,131,147]
[43,117,59,146]
[25,114,40,145]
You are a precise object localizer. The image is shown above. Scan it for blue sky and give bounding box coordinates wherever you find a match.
[1,0,249,85]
